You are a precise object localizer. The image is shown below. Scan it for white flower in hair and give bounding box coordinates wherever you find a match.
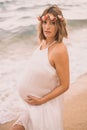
[58,15,64,21]
[49,15,55,20]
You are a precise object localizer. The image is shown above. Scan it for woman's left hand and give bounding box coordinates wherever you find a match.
[24,95,45,105]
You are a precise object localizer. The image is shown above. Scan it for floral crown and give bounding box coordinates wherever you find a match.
[37,14,64,22]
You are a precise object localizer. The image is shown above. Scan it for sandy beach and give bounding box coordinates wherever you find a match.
[0,73,87,130]
[64,73,87,130]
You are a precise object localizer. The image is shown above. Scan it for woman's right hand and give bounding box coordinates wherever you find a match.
[24,95,45,105]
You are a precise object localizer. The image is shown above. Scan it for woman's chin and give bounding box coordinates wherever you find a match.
[44,35,52,39]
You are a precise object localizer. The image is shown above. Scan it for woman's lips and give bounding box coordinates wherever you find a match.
[44,31,51,34]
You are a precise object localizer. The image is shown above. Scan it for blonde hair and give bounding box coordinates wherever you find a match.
[37,5,68,43]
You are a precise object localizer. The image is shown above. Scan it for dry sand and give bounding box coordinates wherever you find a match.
[0,73,87,130]
[64,73,87,130]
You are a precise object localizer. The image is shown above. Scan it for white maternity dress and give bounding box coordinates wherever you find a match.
[14,42,64,130]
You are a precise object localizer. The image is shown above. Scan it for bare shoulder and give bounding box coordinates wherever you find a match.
[54,42,69,59]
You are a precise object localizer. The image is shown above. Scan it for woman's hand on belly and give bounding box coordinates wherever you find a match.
[24,95,45,105]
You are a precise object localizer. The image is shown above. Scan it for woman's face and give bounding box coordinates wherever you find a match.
[42,13,58,40]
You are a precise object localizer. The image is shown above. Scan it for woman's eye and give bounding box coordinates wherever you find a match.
[43,21,47,24]
[50,21,56,25]
[42,20,56,25]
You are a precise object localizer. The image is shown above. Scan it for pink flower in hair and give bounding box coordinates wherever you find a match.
[42,14,49,21]
[45,14,49,19]
[37,14,58,22]
[42,16,46,21]
[37,16,42,21]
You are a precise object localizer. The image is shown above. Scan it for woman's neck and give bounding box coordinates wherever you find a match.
[46,38,55,45]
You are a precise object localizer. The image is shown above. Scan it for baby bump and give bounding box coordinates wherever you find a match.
[17,72,53,100]
[18,77,50,99]
[17,63,58,100]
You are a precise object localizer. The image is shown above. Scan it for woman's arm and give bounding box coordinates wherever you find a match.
[41,43,70,103]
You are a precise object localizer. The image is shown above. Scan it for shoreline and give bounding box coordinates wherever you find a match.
[64,72,87,101]
[0,73,87,130]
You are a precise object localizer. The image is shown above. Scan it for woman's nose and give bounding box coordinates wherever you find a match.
[45,22,50,29]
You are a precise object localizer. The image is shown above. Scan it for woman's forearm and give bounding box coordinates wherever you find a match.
[41,85,69,103]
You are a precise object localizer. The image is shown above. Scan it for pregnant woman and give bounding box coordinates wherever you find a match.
[11,5,70,130]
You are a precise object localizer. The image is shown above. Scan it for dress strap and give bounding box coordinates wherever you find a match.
[39,40,56,50]
[39,41,44,48]
[47,41,56,48]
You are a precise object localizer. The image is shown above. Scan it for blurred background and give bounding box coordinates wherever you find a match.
[0,0,87,124]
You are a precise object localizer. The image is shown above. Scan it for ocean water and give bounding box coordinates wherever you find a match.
[0,0,87,124]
